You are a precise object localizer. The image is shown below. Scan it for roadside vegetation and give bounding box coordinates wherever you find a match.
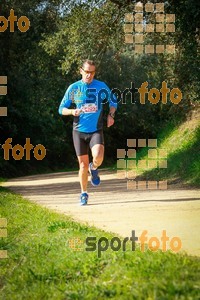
[0,0,199,178]
[135,107,200,187]
[0,187,199,299]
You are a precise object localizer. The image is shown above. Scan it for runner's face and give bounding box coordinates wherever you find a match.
[80,63,96,84]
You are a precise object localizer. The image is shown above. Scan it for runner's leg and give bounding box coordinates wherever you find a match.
[90,131,104,169]
[91,144,104,169]
[77,155,89,192]
[73,130,89,193]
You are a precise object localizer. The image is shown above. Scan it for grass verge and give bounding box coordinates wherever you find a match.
[119,108,200,187]
[0,187,200,299]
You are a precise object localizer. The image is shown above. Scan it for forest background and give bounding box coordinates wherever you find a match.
[0,0,199,178]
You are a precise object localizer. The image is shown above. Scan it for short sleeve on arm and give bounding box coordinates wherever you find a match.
[58,85,73,115]
[103,83,118,109]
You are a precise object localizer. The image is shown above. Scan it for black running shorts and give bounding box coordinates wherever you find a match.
[72,130,104,156]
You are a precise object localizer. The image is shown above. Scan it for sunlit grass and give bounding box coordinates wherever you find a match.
[120,113,200,187]
[0,187,199,299]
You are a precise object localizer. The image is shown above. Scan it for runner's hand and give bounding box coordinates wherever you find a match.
[107,115,115,127]
[72,109,83,116]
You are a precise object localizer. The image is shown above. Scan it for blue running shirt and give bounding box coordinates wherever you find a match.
[59,79,117,133]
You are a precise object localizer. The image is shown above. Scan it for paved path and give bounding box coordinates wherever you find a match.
[3,170,200,257]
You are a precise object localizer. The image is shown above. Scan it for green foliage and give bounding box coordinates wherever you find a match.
[0,0,76,176]
[135,110,200,186]
[40,1,124,73]
[0,0,199,177]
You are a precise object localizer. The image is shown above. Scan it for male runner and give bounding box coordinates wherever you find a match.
[58,59,117,205]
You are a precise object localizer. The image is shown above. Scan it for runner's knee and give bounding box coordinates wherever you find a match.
[79,161,89,172]
[93,155,103,167]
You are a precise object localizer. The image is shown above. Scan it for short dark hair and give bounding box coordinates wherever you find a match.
[82,59,96,68]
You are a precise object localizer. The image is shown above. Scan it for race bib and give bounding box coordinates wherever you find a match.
[81,103,98,113]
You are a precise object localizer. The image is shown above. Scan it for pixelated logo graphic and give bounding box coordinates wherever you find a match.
[70,89,84,104]
[0,218,8,259]
[124,2,176,54]
[117,138,167,190]
[0,76,7,117]
[68,237,84,252]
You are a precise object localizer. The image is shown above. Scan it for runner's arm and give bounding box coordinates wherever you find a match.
[62,108,82,116]
[58,85,74,115]
[108,106,116,118]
